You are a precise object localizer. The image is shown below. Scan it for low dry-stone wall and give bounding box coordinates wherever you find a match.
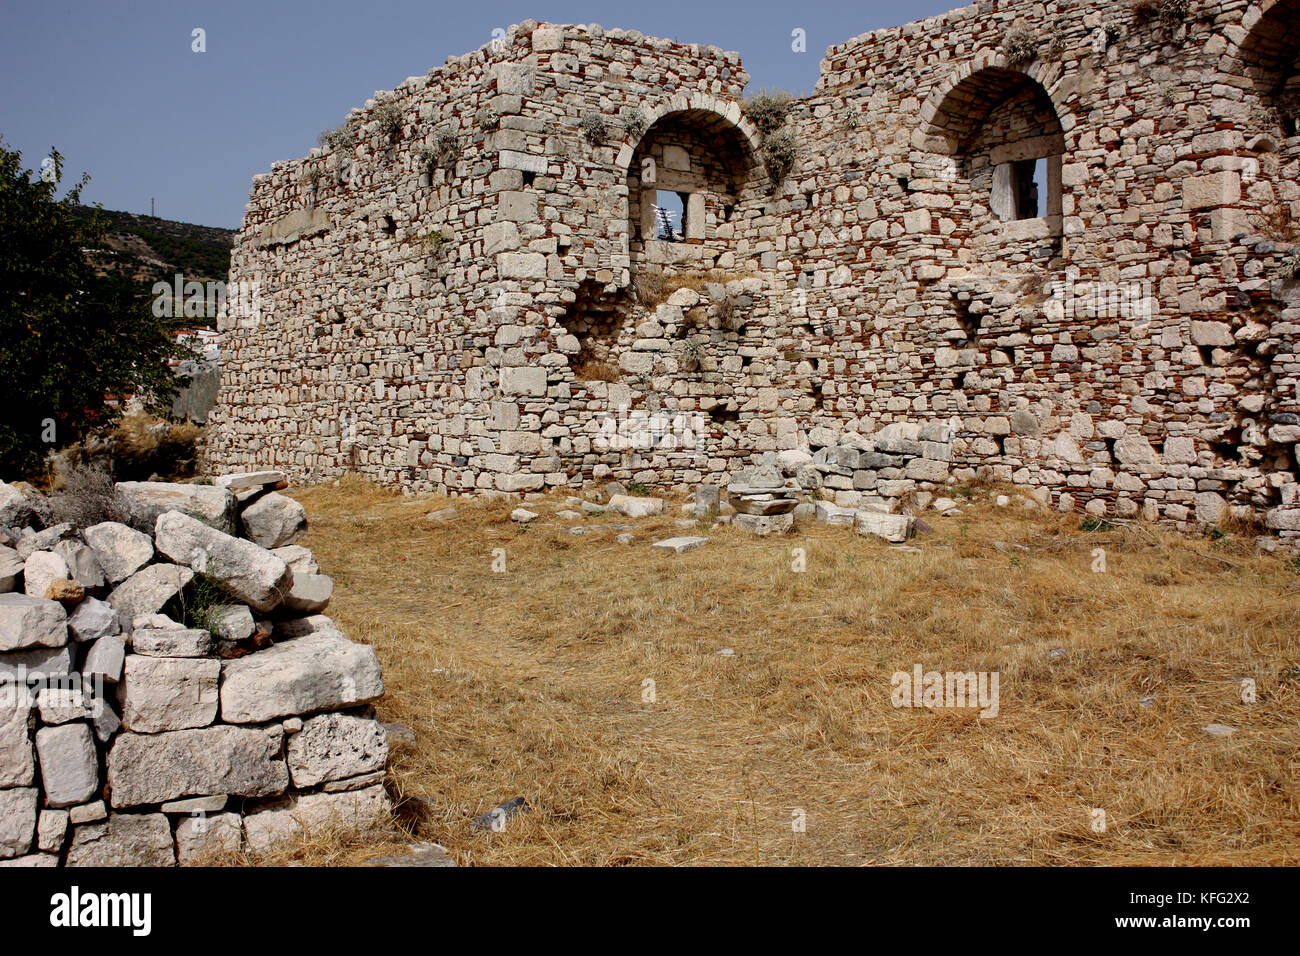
[0,475,391,866]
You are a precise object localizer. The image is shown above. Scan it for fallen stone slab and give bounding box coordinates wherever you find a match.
[66,813,175,867]
[82,522,154,584]
[35,723,99,808]
[734,512,795,536]
[154,510,291,612]
[107,725,287,807]
[213,470,289,491]
[240,492,308,549]
[243,785,391,854]
[855,510,916,544]
[814,502,858,526]
[220,631,383,724]
[120,656,220,733]
[609,495,667,518]
[0,482,36,529]
[650,536,708,554]
[271,545,319,576]
[106,564,194,624]
[0,545,23,592]
[510,508,538,523]
[287,712,388,788]
[425,507,459,523]
[1203,723,1236,738]
[0,787,37,859]
[0,593,67,651]
[116,481,237,535]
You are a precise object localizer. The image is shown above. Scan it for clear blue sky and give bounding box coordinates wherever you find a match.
[1,0,959,229]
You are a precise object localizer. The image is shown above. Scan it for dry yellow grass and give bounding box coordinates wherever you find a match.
[252,477,1300,866]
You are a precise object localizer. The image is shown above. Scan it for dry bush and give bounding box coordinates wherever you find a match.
[634,269,754,309]
[760,130,797,187]
[46,463,129,529]
[573,360,620,383]
[742,91,793,136]
[1132,0,1193,28]
[277,478,1300,866]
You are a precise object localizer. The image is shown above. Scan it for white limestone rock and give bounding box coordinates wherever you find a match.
[0,689,34,788]
[0,593,67,651]
[67,596,118,643]
[0,787,37,859]
[239,492,308,549]
[855,510,917,543]
[120,656,220,732]
[220,631,384,724]
[22,551,69,599]
[272,545,319,576]
[66,813,176,867]
[0,545,25,592]
[287,713,389,788]
[116,481,237,535]
[175,811,242,864]
[609,495,667,518]
[131,627,214,658]
[106,564,194,624]
[243,785,391,854]
[154,510,291,612]
[82,522,154,584]
[52,540,105,591]
[107,725,288,807]
[283,572,333,614]
[35,723,99,808]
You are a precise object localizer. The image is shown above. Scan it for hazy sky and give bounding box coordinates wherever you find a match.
[1,0,959,229]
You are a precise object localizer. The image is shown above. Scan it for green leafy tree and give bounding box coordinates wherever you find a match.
[0,140,185,477]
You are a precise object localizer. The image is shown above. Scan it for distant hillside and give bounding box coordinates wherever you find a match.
[72,205,236,285]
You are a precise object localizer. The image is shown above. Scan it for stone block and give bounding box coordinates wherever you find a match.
[82,522,154,584]
[107,725,287,807]
[855,511,916,543]
[66,813,175,867]
[0,787,37,859]
[120,656,220,732]
[35,723,98,808]
[115,481,237,535]
[0,594,67,651]
[220,631,384,724]
[240,492,308,549]
[243,785,391,855]
[154,511,291,612]
[287,713,388,788]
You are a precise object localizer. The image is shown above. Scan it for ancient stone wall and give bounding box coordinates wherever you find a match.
[208,2,1300,544]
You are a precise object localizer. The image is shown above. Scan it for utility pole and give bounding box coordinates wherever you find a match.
[150,197,155,217]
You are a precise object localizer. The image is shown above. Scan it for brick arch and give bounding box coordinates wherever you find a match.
[911,52,1072,155]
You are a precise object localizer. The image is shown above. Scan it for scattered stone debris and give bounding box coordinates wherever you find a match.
[471,797,529,833]
[425,507,459,523]
[510,508,538,523]
[365,841,457,867]
[1203,723,1237,738]
[650,537,708,555]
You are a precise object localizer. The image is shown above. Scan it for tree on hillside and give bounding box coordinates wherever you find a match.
[0,140,185,478]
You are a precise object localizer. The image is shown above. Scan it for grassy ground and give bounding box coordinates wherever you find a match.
[255,477,1300,866]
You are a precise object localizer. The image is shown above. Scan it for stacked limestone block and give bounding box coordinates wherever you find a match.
[0,477,389,866]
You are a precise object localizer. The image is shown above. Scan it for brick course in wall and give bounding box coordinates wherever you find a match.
[207,1,1300,544]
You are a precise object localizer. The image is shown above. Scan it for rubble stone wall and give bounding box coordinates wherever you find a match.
[208,1,1300,544]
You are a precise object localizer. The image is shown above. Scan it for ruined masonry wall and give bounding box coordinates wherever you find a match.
[209,2,1300,544]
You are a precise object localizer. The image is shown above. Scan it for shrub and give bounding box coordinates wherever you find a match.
[1001,28,1039,66]
[742,91,793,136]
[476,108,499,131]
[761,129,797,187]
[574,360,620,382]
[680,337,704,371]
[624,109,649,141]
[374,102,403,141]
[46,463,127,528]
[1271,250,1300,281]
[181,572,235,636]
[1132,0,1193,27]
[318,124,356,151]
[579,112,608,145]
[421,130,461,174]
[715,293,745,331]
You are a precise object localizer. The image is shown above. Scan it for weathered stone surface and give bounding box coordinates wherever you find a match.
[161,794,228,814]
[116,481,237,535]
[0,787,37,858]
[175,812,242,864]
[0,690,34,788]
[131,627,214,658]
[37,809,68,852]
[66,813,176,867]
[36,686,89,724]
[35,723,98,807]
[730,496,798,515]
[22,551,69,600]
[734,512,795,536]
[363,841,457,867]
[83,634,126,684]
[649,536,708,554]
[107,725,288,807]
[0,545,22,592]
[82,522,154,584]
[814,502,858,526]
[154,511,291,612]
[287,713,389,788]
[106,564,194,624]
[52,540,105,591]
[240,492,308,549]
[0,482,36,528]
[0,645,73,683]
[855,510,917,543]
[220,632,383,724]
[272,545,318,575]
[243,785,391,854]
[68,801,108,824]
[0,593,67,651]
[120,656,220,732]
[609,495,667,518]
[209,604,255,641]
[67,596,117,643]
[283,572,333,614]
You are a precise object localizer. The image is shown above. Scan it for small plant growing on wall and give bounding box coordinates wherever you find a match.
[579,112,608,145]
[476,108,499,132]
[1271,250,1300,281]
[421,129,461,175]
[761,129,797,190]
[715,292,745,331]
[374,102,404,141]
[680,337,705,372]
[624,108,649,141]
[742,91,793,136]
[1132,0,1194,29]
[318,122,357,152]
[300,165,324,193]
[1001,28,1040,66]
